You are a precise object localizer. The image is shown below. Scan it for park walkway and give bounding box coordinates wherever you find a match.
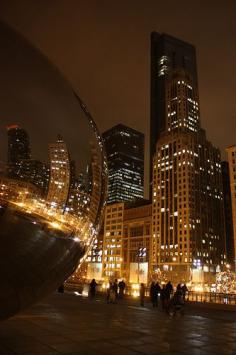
[0,292,236,354]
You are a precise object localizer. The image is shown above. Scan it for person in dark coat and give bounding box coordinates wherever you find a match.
[164,281,173,311]
[140,283,145,307]
[181,284,188,301]
[165,281,173,299]
[89,279,97,299]
[113,279,118,300]
[150,282,158,307]
[118,280,126,299]
[161,284,168,310]
[156,282,161,306]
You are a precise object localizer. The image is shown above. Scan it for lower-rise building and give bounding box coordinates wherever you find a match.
[101,201,152,284]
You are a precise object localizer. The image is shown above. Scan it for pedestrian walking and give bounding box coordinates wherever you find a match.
[118,280,126,299]
[140,283,145,307]
[150,282,158,307]
[164,281,173,312]
[168,285,185,316]
[166,281,173,297]
[161,284,168,311]
[181,283,188,302]
[89,279,97,299]
[156,282,161,306]
[106,283,112,303]
[113,279,118,300]
[110,283,116,303]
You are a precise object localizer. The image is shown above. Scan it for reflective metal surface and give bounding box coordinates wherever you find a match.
[0,22,107,319]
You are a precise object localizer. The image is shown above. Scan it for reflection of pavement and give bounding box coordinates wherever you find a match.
[0,206,83,319]
[0,293,236,354]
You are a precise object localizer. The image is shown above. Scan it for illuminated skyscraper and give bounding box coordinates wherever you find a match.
[103,124,144,203]
[7,125,31,178]
[226,146,236,270]
[46,135,70,209]
[150,33,198,188]
[152,69,226,283]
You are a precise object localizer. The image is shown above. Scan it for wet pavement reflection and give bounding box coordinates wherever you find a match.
[0,293,236,354]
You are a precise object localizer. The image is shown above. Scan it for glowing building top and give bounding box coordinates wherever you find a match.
[166,69,200,133]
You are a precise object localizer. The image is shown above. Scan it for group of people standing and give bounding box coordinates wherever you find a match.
[148,281,188,311]
[89,278,126,303]
[106,279,126,303]
[89,278,188,313]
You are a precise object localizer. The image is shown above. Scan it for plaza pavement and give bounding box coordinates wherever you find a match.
[0,292,236,355]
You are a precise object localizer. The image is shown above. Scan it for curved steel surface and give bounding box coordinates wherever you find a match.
[0,22,107,320]
[0,204,84,320]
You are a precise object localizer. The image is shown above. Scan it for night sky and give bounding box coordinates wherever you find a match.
[0,0,235,196]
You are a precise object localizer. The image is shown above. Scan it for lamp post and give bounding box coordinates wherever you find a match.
[137,247,147,284]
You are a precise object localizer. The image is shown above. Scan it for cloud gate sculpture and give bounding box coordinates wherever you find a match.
[0,22,107,320]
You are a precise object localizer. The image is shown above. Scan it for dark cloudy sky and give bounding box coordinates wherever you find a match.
[0,0,235,195]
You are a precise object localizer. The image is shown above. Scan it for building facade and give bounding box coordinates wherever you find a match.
[101,201,152,283]
[102,203,124,279]
[103,124,144,203]
[226,146,236,270]
[151,69,226,284]
[122,201,152,284]
[221,161,234,268]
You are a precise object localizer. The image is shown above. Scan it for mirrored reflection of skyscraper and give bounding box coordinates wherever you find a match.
[88,144,102,225]
[7,125,31,178]
[47,135,70,209]
[103,124,144,204]
[16,159,50,193]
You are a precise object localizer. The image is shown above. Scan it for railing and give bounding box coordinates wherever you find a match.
[187,291,236,305]
[65,282,236,305]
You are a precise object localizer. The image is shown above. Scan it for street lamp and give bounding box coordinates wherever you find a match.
[137,247,147,284]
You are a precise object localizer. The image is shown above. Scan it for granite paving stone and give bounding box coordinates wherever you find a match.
[0,292,235,354]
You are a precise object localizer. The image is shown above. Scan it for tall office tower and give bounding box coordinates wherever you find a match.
[221,161,234,268]
[7,125,31,178]
[46,135,70,209]
[226,146,236,270]
[152,69,226,284]
[150,33,197,186]
[103,124,144,203]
